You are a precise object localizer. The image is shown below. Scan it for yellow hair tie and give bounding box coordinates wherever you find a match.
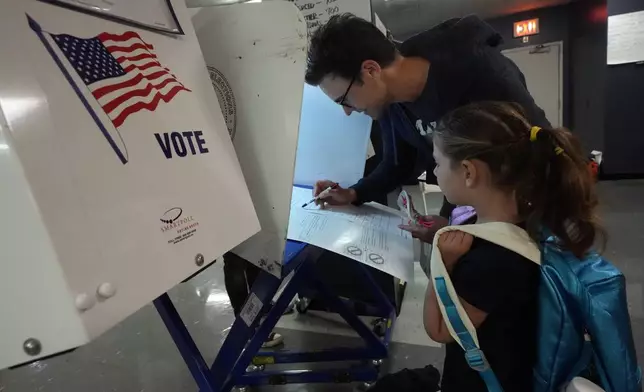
[530,126,565,155]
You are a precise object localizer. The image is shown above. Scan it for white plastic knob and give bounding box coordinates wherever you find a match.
[97,282,117,299]
[75,293,95,312]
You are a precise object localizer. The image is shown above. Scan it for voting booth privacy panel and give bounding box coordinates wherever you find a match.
[0,0,261,370]
[292,0,374,188]
[191,2,307,277]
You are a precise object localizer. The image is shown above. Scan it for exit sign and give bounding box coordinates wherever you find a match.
[514,18,540,38]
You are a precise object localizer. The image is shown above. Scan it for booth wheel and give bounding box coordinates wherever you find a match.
[295,297,311,314]
[246,364,265,372]
[354,381,375,391]
[372,318,388,337]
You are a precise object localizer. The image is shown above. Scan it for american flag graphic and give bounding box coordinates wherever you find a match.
[50,30,191,128]
[27,14,191,164]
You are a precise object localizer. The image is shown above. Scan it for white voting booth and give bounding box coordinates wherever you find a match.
[191,2,307,277]
[0,0,400,378]
[0,0,307,370]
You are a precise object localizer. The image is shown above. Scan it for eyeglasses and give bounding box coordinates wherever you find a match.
[335,74,357,109]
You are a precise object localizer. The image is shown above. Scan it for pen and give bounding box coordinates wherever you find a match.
[302,183,339,208]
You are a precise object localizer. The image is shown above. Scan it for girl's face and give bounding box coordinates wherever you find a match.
[433,139,470,206]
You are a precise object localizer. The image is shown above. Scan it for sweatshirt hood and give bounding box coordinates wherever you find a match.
[399,15,503,59]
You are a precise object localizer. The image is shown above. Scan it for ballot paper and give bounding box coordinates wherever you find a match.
[287,186,414,282]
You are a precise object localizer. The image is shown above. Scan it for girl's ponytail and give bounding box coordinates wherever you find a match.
[519,126,602,257]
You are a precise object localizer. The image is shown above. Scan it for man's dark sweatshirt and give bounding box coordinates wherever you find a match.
[350,15,550,206]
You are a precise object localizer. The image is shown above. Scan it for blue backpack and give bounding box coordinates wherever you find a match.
[430,223,642,392]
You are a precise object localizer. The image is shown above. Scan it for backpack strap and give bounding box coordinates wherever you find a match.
[430,222,541,392]
[434,276,506,392]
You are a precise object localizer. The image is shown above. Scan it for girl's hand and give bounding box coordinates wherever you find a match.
[399,215,448,243]
[437,231,474,273]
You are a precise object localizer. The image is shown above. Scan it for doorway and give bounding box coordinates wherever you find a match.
[503,42,564,128]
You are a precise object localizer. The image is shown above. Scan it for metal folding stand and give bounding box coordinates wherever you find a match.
[153,240,397,391]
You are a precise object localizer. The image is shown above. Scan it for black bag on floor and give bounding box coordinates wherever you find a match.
[369,365,441,392]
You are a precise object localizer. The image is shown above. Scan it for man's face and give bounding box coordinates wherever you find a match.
[318,61,389,119]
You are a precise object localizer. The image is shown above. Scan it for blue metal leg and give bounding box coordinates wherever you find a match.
[153,293,218,392]
[247,252,397,368]
[222,248,323,391]
[224,246,390,388]
[311,273,388,357]
[207,270,282,389]
[156,244,398,391]
[354,263,398,346]
[355,263,396,317]
[210,246,322,391]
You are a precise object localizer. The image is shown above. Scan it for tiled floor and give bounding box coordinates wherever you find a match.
[1,181,642,392]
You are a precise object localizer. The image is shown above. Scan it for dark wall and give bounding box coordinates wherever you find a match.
[487,0,644,175]
[487,5,573,131]
[604,0,644,175]
[486,2,609,156]
[569,0,608,153]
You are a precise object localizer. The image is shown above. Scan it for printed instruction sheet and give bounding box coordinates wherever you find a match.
[287,186,414,282]
[608,10,644,65]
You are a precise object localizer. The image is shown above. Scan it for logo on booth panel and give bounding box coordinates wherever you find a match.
[27,15,191,164]
[159,207,200,245]
[207,66,237,140]
[160,207,183,224]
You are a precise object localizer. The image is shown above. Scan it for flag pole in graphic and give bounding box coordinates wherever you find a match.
[26,14,129,164]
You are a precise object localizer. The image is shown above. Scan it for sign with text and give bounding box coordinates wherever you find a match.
[289,0,371,38]
[608,10,644,65]
[514,18,540,38]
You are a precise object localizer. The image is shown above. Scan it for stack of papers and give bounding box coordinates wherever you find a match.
[287,186,415,282]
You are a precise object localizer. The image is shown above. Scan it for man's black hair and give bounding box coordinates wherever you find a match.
[305,13,397,86]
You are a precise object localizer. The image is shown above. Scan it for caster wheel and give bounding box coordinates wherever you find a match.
[245,365,257,373]
[245,364,264,373]
[354,381,375,391]
[296,297,310,314]
[372,319,387,337]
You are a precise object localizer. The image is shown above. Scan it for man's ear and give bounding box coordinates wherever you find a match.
[361,59,381,77]
[462,160,477,188]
